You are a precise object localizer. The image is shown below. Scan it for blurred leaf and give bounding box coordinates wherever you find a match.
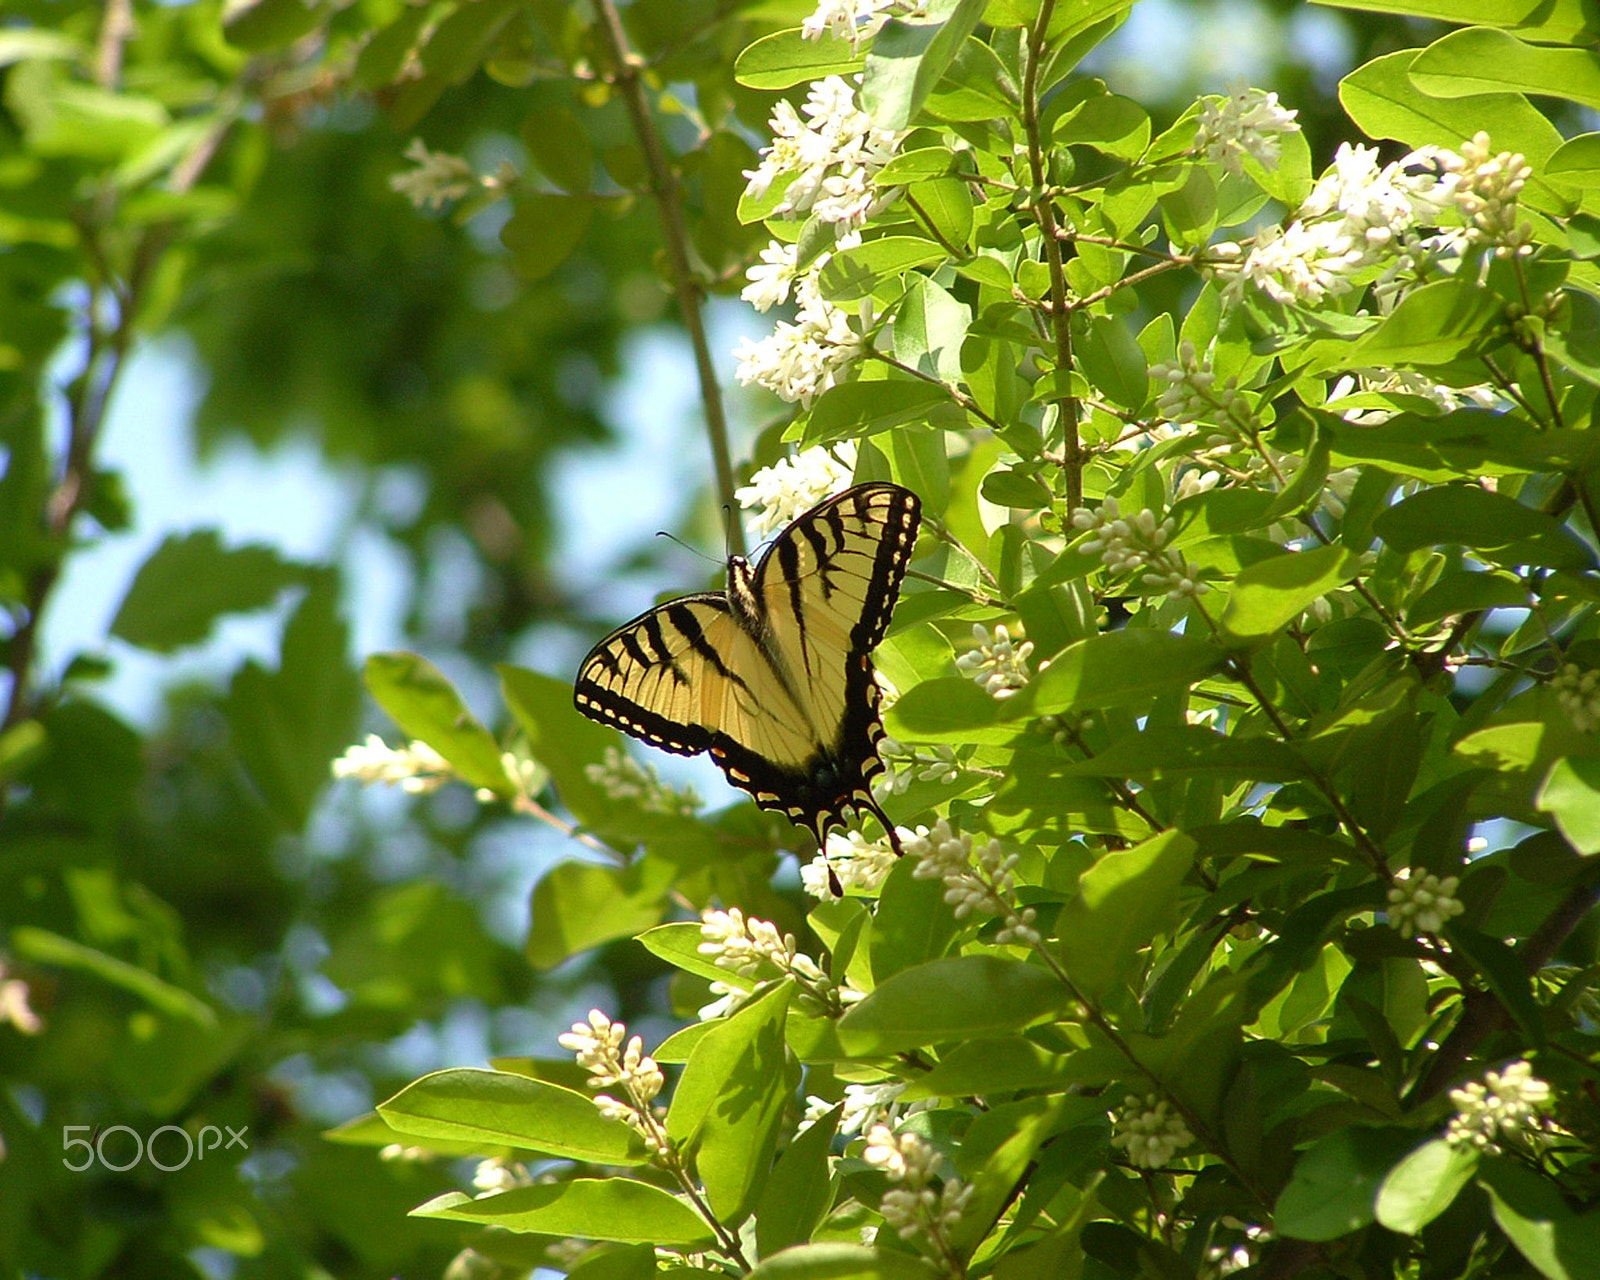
[502,193,595,280]
[11,927,215,1025]
[527,859,674,970]
[111,530,304,652]
[222,0,327,51]
[225,576,359,829]
[1480,1160,1600,1280]
[1376,1139,1478,1233]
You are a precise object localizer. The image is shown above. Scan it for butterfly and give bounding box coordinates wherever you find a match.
[573,481,921,855]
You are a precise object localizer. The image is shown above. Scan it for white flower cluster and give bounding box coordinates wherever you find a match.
[333,734,453,794]
[1110,1094,1194,1169]
[744,76,903,230]
[862,1124,974,1244]
[1194,83,1300,176]
[472,1156,532,1193]
[1553,662,1600,733]
[801,0,895,50]
[734,443,856,537]
[1070,499,1208,601]
[802,828,901,899]
[1386,867,1465,939]
[733,279,863,405]
[803,1079,935,1137]
[954,623,1034,699]
[907,819,1040,946]
[0,961,41,1035]
[1327,370,1500,426]
[875,737,960,796]
[390,139,476,210]
[558,1009,667,1154]
[1148,340,1257,433]
[1446,1060,1553,1154]
[1209,132,1533,308]
[698,907,861,1017]
[583,745,702,816]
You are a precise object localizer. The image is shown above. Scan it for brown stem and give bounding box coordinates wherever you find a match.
[1021,0,1081,509]
[590,0,742,555]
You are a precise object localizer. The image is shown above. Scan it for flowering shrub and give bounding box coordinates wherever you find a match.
[348,1,1600,1277]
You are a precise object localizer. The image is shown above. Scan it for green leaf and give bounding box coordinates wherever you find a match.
[1448,925,1545,1046]
[379,1068,646,1164]
[1537,757,1600,854]
[818,236,944,301]
[11,927,216,1025]
[523,105,593,193]
[1376,1139,1479,1233]
[1373,485,1594,570]
[885,677,1014,744]
[837,956,1074,1054]
[0,29,88,67]
[1028,630,1222,713]
[1479,1160,1600,1280]
[1548,132,1600,188]
[502,194,594,280]
[498,664,626,831]
[413,1179,713,1245]
[1057,831,1196,999]
[527,860,674,970]
[1350,279,1506,367]
[892,274,970,383]
[757,1104,839,1256]
[1274,1127,1421,1241]
[1314,0,1592,44]
[861,0,989,130]
[802,379,962,446]
[1339,51,1569,215]
[1407,569,1529,628]
[904,176,974,250]
[1076,315,1147,411]
[111,530,305,652]
[223,0,326,52]
[747,1242,940,1280]
[226,576,359,830]
[365,652,513,795]
[1220,546,1363,644]
[667,981,794,1222]
[1409,27,1600,112]
[734,28,866,90]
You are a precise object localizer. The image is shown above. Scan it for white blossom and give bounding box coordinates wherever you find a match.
[906,820,1040,945]
[954,623,1034,699]
[862,1124,973,1244]
[802,0,895,51]
[733,280,863,406]
[698,907,860,1016]
[1194,82,1300,175]
[332,734,453,794]
[558,1010,666,1153]
[735,443,857,536]
[742,76,904,230]
[1071,500,1209,600]
[0,962,40,1035]
[390,139,476,211]
[1446,1060,1553,1154]
[584,745,701,815]
[472,1157,531,1193]
[1386,868,1466,939]
[1149,340,1256,431]
[1111,1094,1194,1169]
[873,737,959,797]
[1553,662,1600,733]
[802,828,901,898]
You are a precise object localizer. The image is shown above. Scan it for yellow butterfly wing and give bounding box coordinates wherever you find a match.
[573,482,921,846]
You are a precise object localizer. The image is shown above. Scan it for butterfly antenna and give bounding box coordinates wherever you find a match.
[654,530,720,567]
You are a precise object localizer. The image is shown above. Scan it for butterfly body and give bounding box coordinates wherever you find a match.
[574,482,921,851]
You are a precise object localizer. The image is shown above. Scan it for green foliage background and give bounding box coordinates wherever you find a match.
[3,0,1599,1278]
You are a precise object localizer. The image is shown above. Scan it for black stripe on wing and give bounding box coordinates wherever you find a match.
[573,594,735,757]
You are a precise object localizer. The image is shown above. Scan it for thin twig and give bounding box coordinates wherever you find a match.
[590,0,742,555]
